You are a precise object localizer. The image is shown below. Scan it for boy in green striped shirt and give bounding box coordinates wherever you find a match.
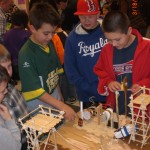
[19,3,76,121]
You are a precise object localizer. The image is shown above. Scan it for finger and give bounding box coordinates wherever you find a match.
[0,104,7,110]
[111,85,119,92]
[115,84,121,91]
[109,87,115,92]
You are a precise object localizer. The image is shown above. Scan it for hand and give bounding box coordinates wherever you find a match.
[0,104,11,121]
[131,84,140,93]
[39,92,77,121]
[62,104,77,122]
[108,81,121,92]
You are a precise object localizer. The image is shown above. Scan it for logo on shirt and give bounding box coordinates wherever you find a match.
[78,38,107,57]
[23,62,30,68]
[46,69,59,93]
[113,60,133,76]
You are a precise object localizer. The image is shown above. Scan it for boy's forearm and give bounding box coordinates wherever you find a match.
[39,92,65,110]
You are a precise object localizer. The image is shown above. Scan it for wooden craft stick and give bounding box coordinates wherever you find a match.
[115,91,120,128]
[80,101,83,119]
[97,105,100,125]
[123,76,128,117]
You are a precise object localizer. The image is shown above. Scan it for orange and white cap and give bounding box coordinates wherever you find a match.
[74,0,100,15]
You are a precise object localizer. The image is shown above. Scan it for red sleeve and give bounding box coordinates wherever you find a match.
[94,45,115,95]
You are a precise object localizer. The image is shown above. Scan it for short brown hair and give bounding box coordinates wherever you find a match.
[29,2,61,30]
[0,44,11,63]
[102,11,130,34]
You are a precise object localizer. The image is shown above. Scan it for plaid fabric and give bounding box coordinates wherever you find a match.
[4,4,19,31]
[0,4,18,40]
[2,83,29,125]
[0,8,6,41]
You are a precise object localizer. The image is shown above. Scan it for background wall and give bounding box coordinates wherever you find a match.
[14,0,27,11]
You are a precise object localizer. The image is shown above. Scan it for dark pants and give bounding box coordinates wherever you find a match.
[59,73,77,101]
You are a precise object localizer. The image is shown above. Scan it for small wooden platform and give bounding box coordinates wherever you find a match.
[24,114,62,133]
[129,93,150,107]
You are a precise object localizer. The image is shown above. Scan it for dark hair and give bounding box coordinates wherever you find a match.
[29,0,68,12]
[29,2,61,30]
[11,10,29,28]
[0,44,11,63]
[55,0,68,3]
[102,11,130,34]
[0,65,10,84]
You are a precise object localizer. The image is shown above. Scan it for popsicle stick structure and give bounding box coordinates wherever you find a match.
[122,76,128,117]
[115,76,128,128]
[98,105,114,129]
[97,103,102,125]
[18,105,65,150]
[115,91,120,128]
[79,101,114,128]
[128,87,150,148]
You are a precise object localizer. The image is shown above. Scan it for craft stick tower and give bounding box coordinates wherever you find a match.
[128,87,150,148]
[115,76,128,128]
[18,105,65,150]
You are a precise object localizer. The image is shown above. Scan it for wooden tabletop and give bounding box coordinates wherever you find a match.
[40,115,149,150]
